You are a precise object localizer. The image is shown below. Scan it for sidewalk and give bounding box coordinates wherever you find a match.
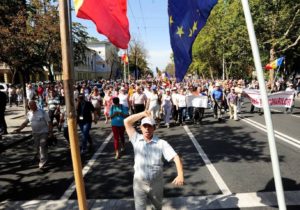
[0,105,32,152]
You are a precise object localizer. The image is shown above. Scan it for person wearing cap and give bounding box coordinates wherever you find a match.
[161,88,172,128]
[227,87,238,120]
[124,111,184,210]
[212,82,223,121]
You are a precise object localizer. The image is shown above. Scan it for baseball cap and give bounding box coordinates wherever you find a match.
[141,117,156,126]
[215,82,220,86]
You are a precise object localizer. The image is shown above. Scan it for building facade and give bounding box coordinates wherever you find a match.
[73,40,120,81]
[0,40,121,83]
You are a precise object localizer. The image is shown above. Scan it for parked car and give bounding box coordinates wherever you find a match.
[0,83,8,93]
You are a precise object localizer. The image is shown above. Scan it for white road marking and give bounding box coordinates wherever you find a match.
[241,118,300,149]
[4,191,300,209]
[183,125,231,195]
[292,114,300,118]
[60,133,113,200]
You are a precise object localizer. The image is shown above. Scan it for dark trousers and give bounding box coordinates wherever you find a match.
[187,107,193,120]
[63,126,69,142]
[193,107,204,123]
[48,109,60,125]
[172,105,178,122]
[78,122,92,151]
[134,104,145,114]
[178,107,186,124]
[0,112,7,133]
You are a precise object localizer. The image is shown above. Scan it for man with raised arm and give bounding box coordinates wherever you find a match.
[124,110,184,210]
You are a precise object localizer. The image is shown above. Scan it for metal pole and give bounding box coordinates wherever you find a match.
[123,58,126,83]
[127,48,130,82]
[241,1,286,209]
[58,1,88,209]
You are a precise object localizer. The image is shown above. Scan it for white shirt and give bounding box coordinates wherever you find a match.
[177,94,187,107]
[148,93,159,109]
[132,92,147,105]
[119,93,129,107]
[27,109,50,134]
[130,132,177,181]
[171,93,179,106]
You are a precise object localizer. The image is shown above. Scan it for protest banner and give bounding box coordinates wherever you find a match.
[186,95,208,108]
[244,89,294,108]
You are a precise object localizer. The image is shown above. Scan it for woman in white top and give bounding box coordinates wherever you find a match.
[176,89,187,125]
[118,87,129,112]
[147,86,161,127]
[161,88,173,128]
[89,86,102,122]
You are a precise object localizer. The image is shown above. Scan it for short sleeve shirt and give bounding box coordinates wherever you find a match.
[109,105,128,127]
[130,132,177,181]
[27,109,50,134]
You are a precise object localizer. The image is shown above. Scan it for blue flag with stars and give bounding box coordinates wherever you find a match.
[168,0,217,81]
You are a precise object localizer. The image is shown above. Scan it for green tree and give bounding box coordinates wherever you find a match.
[0,0,90,84]
[128,38,150,79]
[190,0,299,80]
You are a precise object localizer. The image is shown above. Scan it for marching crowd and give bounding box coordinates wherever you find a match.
[1,78,299,163]
[1,77,299,209]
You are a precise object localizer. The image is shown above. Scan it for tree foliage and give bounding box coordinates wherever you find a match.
[128,38,151,78]
[0,0,90,83]
[189,0,300,80]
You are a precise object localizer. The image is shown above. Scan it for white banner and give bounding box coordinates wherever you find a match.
[186,95,208,108]
[243,89,294,108]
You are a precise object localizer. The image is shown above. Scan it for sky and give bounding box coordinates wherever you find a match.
[71,0,172,72]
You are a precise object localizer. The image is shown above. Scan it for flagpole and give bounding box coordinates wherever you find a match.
[127,48,130,82]
[241,1,286,209]
[58,1,87,210]
[123,58,127,83]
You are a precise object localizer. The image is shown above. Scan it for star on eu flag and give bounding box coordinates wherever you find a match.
[176,26,184,37]
[169,16,174,26]
[192,21,198,32]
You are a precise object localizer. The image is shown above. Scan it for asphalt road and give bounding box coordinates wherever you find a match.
[0,99,300,209]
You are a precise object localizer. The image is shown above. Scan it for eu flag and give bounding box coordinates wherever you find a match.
[168,0,217,81]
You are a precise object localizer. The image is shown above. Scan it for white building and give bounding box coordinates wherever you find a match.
[73,40,120,81]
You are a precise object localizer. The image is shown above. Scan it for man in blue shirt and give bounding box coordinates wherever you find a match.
[212,82,223,121]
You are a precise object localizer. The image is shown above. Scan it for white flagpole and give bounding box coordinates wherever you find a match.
[240,1,286,209]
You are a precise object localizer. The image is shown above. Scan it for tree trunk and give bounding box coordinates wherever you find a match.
[48,64,54,82]
[21,71,28,114]
[269,48,276,89]
[109,61,114,80]
[209,66,214,80]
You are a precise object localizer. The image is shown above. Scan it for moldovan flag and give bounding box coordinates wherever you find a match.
[265,57,284,70]
[121,53,128,64]
[74,0,131,49]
